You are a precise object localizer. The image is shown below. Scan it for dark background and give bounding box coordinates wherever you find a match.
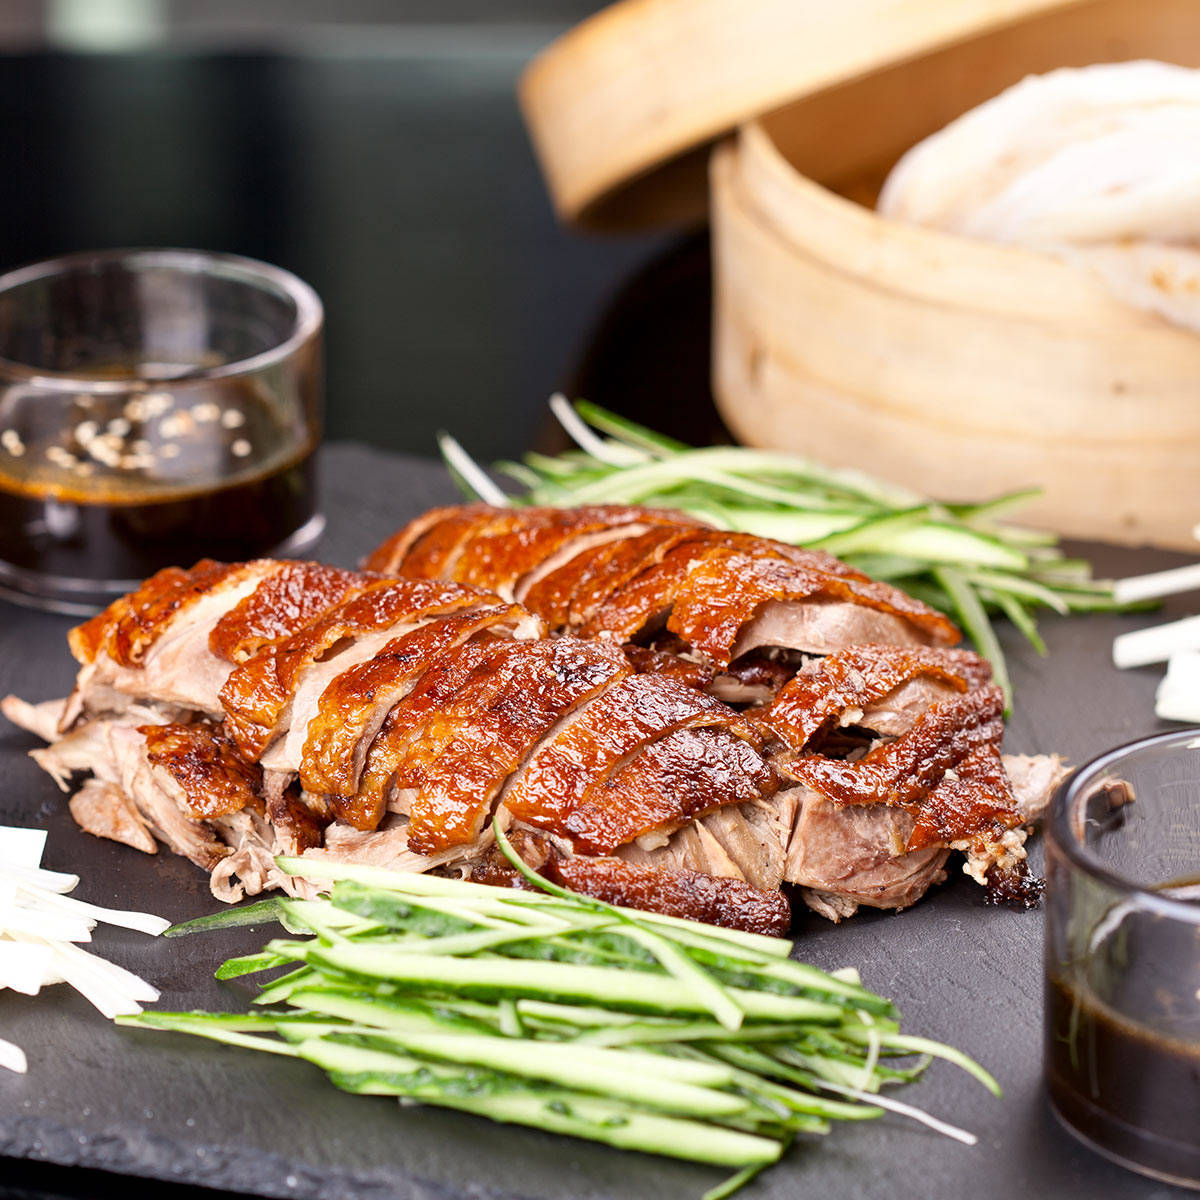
[0,0,710,464]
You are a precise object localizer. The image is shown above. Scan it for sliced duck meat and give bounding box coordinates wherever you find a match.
[621,644,714,690]
[531,525,708,632]
[208,562,367,664]
[783,787,951,917]
[403,638,631,854]
[264,782,329,854]
[367,504,491,577]
[757,645,993,752]
[220,577,493,760]
[618,794,798,893]
[68,778,157,856]
[468,832,792,936]
[546,853,791,937]
[65,559,286,721]
[503,673,760,832]
[660,546,957,665]
[368,507,959,690]
[140,720,264,820]
[783,686,1021,851]
[1002,753,1070,823]
[345,637,526,831]
[552,725,780,855]
[299,603,540,798]
[69,559,263,668]
[369,504,683,603]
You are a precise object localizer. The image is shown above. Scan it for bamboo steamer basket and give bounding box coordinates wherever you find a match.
[711,0,1200,549]
[522,0,1200,548]
[519,0,1094,230]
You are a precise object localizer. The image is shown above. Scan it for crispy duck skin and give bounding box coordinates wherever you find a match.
[69,559,253,667]
[544,857,789,937]
[140,720,264,820]
[208,562,366,664]
[503,673,759,832]
[219,577,492,759]
[399,639,633,854]
[561,727,779,856]
[365,506,959,669]
[298,602,535,798]
[757,644,994,752]
[782,686,1020,851]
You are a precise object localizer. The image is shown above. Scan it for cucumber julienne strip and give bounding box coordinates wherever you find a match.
[122,858,999,1195]
[436,399,1138,701]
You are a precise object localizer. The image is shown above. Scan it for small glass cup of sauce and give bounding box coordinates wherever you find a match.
[0,248,323,613]
[1045,728,1200,1189]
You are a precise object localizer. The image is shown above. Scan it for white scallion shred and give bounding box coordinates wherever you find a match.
[1156,651,1200,723]
[0,825,167,1071]
[1113,543,1200,722]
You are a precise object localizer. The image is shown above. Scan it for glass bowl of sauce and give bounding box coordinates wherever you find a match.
[0,248,323,613]
[1045,728,1200,1189]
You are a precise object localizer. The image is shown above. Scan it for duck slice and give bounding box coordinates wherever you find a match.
[757,644,993,751]
[503,673,759,832]
[551,725,780,856]
[404,638,631,854]
[220,577,488,760]
[65,559,286,721]
[298,602,543,797]
[208,562,368,664]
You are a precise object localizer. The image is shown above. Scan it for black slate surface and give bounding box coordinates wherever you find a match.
[0,441,1194,1200]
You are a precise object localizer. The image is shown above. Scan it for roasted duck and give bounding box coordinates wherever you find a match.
[2,505,1063,935]
[367,504,1066,915]
[3,559,791,933]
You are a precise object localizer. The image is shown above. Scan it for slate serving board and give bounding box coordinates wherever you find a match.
[0,442,1193,1200]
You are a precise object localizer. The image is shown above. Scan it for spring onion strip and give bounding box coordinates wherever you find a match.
[934,567,1012,709]
[435,400,1132,700]
[811,1078,979,1146]
[1113,614,1200,669]
[436,432,509,507]
[125,858,1000,1194]
[1113,563,1200,604]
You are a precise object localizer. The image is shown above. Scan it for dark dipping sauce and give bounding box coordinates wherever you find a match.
[1045,889,1200,1187]
[0,373,318,608]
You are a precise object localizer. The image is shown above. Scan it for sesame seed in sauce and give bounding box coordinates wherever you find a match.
[220,408,246,429]
[2,429,25,456]
[159,412,193,439]
[74,420,99,444]
[193,403,220,423]
[107,417,131,438]
[231,438,252,458]
[75,393,95,410]
[142,392,173,418]
[160,443,180,459]
[130,439,151,455]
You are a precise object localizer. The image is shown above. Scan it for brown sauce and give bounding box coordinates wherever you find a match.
[1046,891,1200,1185]
[0,372,317,599]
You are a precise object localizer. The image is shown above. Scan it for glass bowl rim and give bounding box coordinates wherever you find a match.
[1049,726,1200,925]
[0,247,323,391]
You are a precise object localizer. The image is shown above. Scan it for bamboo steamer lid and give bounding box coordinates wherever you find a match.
[519,0,1092,230]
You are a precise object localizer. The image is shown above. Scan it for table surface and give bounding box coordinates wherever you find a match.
[1,442,1195,1200]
